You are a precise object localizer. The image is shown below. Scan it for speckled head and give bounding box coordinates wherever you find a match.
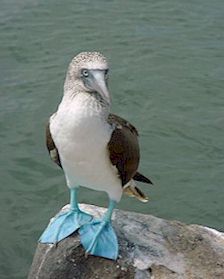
[71,52,108,70]
[64,52,111,106]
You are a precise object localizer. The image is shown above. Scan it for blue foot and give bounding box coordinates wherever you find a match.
[79,219,118,260]
[39,209,92,244]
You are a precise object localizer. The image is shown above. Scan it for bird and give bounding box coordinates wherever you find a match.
[39,52,153,260]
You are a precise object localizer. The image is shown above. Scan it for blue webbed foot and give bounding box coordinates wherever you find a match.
[39,209,93,244]
[79,219,118,260]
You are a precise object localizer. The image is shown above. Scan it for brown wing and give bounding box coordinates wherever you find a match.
[46,121,62,168]
[108,114,140,186]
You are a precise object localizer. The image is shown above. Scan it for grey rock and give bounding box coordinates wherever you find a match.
[28,204,224,279]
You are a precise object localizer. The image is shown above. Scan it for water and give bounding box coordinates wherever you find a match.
[0,0,224,278]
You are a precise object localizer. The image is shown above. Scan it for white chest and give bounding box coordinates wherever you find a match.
[51,99,112,160]
[49,95,122,201]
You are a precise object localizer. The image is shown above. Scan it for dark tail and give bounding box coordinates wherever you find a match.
[133,172,153,185]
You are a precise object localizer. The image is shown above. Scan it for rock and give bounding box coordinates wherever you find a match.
[28,204,224,279]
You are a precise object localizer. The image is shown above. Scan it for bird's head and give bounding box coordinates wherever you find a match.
[64,52,111,106]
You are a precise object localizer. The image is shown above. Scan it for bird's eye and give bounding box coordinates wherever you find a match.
[81,69,89,78]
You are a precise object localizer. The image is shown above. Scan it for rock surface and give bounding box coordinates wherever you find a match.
[28,204,224,279]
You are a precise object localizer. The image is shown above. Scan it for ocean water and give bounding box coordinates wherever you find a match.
[0,0,224,278]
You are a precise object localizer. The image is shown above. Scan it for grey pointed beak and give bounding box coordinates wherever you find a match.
[89,70,111,106]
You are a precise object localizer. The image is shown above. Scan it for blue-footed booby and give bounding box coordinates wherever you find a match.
[39,52,153,260]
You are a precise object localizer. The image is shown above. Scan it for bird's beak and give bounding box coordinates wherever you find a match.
[89,70,111,106]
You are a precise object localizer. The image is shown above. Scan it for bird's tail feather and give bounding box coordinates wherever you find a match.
[133,172,153,184]
[123,182,148,203]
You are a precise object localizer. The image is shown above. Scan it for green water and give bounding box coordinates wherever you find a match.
[0,0,224,278]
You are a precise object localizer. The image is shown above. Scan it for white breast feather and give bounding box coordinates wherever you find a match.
[50,94,122,202]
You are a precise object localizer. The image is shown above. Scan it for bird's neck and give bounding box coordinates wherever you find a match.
[58,90,110,120]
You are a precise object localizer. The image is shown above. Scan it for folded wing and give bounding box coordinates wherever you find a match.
[107,113,152,186]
